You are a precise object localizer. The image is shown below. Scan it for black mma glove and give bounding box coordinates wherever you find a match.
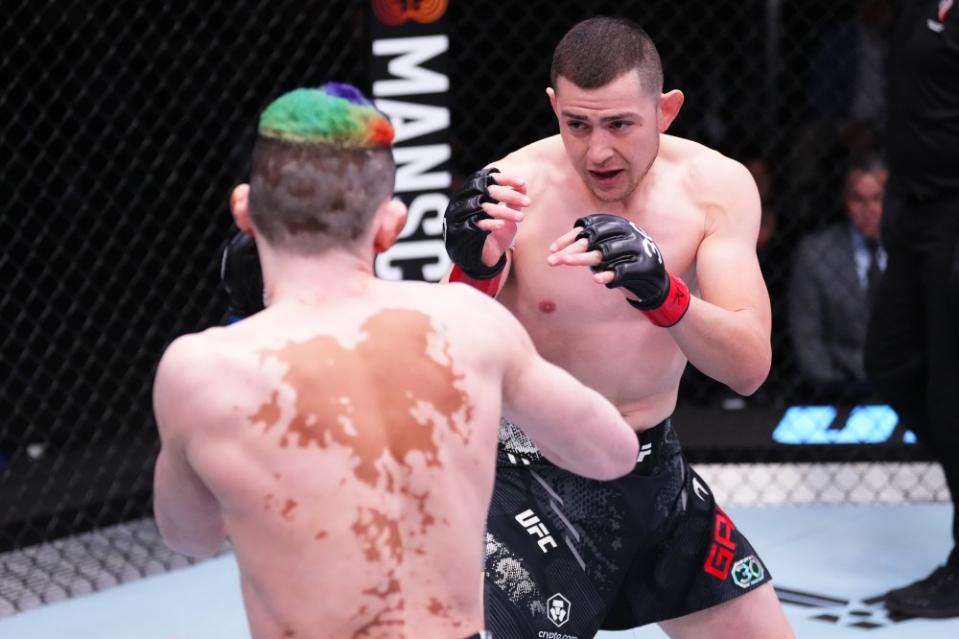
[574,214,690,327]
[443,167,508,279]
[220,230,264,323]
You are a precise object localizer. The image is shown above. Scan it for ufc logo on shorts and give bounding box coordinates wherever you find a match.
[703,508,737,580]
[515,509,558,552]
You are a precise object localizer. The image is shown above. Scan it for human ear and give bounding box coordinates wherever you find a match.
[372,198,408,253]
[657,90,685,132]
[230,184,254,235]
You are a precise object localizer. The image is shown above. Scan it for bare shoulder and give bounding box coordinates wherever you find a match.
[438,282,528,349]
[661,135,754,195]
[662,135,760,232]
[683,141,756,200]
[491,135,566,179]
[153,328,231,429]
[387,279,512,330]
[156,329,224,382]
[441,281,514,323]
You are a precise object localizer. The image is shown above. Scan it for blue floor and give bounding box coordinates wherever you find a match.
[1,504,956,638]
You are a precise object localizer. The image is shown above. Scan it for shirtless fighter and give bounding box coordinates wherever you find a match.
[152,84,639,639]
[444,17,794,639]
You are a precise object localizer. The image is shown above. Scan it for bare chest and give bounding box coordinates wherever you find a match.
[506,187,704,320]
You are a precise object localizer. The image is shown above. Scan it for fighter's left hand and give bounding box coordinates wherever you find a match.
[549,214,690,326]
[546,225,615,285]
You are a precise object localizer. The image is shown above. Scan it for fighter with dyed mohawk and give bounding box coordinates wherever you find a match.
[221,82,393,321]
[152,83,639,638]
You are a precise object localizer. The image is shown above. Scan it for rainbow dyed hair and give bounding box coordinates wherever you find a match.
[257,83,394,148]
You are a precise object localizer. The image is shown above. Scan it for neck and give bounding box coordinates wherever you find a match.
[260,248,375,306]
[587,177,651,216]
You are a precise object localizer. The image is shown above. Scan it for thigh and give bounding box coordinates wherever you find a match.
[657,582,794,639]
[610,465,776,628]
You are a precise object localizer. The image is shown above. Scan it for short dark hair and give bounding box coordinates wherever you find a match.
[550,17,663,94]
[247,85,396,254]
[845,151,887,178]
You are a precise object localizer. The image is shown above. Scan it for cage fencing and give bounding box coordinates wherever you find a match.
[0,0,941,616]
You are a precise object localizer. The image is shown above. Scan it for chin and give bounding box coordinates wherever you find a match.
[589,182,635,205]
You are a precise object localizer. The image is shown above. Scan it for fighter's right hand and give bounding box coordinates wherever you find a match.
[220,230,264,323]
[443,167,528,279]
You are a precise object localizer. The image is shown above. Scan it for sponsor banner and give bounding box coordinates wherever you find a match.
[369,1,452,282]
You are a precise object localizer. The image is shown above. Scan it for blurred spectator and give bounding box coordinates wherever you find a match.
[788,153,886,403]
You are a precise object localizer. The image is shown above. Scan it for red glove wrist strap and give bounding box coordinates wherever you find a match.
[450,264,504,297]
[642,272,690,327]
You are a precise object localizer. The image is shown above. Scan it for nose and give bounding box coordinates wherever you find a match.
[586,130,614,166]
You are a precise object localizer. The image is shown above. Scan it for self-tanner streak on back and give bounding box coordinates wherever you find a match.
[153,83,638,639]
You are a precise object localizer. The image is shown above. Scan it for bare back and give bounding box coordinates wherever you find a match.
[159,281,506,638]
[496,134,761,427]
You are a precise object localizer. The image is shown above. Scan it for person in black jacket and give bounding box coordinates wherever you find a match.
[864,0,959,618]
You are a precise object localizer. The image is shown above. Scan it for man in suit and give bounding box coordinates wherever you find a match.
[788,153,887,402]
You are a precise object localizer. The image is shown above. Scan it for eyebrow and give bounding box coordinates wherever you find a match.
[560,110,642,124]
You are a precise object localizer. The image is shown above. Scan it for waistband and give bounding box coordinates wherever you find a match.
[638,418,671,446]
[498,417,674,469]
[634,418,673,474]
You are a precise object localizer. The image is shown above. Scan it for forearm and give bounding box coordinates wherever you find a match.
[535,386,638,480]
[153,449,227,558]
[669,297,771,396]
[503,346,639,480]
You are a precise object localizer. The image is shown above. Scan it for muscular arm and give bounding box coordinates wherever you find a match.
[479,293,639,479]
[152,337,227,558]
[671,159,772,396]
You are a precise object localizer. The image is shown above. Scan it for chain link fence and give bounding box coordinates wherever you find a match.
[0,0,943,616]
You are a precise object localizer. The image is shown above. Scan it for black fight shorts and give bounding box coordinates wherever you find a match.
[484,418,771,638]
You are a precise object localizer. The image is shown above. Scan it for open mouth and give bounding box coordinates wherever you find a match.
[589,169,623,183]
